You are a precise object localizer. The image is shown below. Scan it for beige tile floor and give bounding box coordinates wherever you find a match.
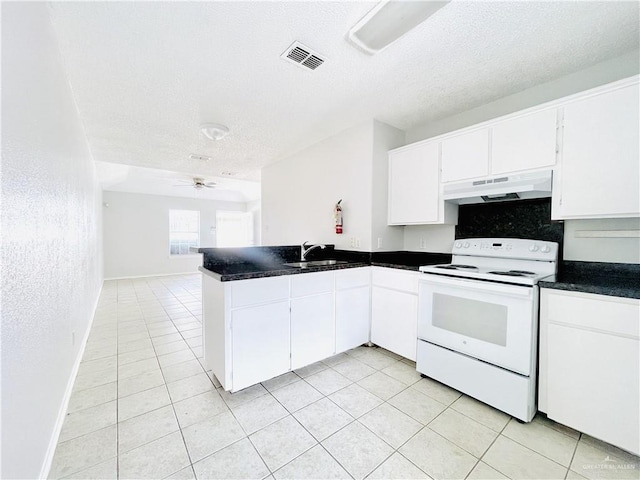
[50,274,640,480]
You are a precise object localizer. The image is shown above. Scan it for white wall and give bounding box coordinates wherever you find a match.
[564,218,640,264]
[261,121,406,251]
[261,122,375,250]
[1,4,103,478]
[371,121,405,251]
[402,50,640,255]
[404,225,456,253]
[103,191,246,278]
[247,199,262,246]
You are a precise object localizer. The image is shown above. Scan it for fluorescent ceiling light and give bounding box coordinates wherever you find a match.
[347,0,450,55]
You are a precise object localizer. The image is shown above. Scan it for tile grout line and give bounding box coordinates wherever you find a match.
[496,420,579,474]
[564,432,583,479]
[459,415,510,479]
[157,279,213,478]
[149,277,200,478]
[115,281,121,480]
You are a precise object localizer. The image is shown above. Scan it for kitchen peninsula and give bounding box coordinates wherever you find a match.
[196,245,449,392]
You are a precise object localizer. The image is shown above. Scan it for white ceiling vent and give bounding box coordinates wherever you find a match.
[281,41,325,71]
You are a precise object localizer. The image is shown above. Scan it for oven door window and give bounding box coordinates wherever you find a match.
[433,294,508,346]
[418,276,536,376]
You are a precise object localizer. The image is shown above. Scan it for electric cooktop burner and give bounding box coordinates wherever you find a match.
[435,264,479,270]
[487,270,536,277]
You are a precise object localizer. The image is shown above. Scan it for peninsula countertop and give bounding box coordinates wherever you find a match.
[196,246,451,282]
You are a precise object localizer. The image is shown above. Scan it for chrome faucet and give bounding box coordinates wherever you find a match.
[301,241,326,261]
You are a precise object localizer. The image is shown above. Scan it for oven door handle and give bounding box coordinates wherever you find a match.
[419,275,534,298]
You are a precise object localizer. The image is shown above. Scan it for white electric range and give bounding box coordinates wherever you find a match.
[416,238,559,422]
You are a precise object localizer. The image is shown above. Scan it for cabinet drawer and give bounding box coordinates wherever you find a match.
[291,271,334,298]
[372,267,420,294]
[544,290,639,338]
[335,267,370,290]
[231,276,289,308]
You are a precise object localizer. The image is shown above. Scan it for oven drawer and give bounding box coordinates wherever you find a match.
[417,340,536,422]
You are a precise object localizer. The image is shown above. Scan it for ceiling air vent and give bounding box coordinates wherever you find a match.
[281,41,325,71]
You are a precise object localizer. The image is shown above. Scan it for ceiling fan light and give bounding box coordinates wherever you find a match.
[200,123,230,141]
[347,0,450,55]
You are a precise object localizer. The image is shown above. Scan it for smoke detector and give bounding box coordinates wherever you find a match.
[200,123,229,141]
[280,41,325,71]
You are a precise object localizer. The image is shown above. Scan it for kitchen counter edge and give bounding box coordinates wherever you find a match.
[198,262,371,282]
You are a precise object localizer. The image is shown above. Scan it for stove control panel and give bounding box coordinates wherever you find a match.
[453,238,558,261]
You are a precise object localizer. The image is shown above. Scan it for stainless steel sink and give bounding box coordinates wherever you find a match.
[283,260,348,268]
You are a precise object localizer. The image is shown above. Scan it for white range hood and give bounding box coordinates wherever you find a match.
[443,170,553,205]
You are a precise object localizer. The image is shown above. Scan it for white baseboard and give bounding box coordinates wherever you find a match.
[39,280,104,480]
[104,271,198,281]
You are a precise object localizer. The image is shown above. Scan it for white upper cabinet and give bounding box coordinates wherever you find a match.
[441,128,490,182]
[554,81,640,219]
[491,109,558,175]
[388,141,441,225]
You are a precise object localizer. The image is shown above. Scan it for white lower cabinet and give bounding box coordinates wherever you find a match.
[291,293,334,370]
[231,301,290,392]
[539,289,640,455]
[371,287,418,361]
[336,286,370,353]
[370,267,420,361]
[203,267,372,392]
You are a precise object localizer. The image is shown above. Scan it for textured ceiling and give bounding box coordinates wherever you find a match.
[49,1,639,182]
[96,162,260,203]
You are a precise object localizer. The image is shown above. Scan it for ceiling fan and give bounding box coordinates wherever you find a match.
[174,177,217,190]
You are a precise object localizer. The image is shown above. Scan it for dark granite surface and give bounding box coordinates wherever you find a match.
[539,261,640,299]
[197,247,449,281]
[199,261,370,282]
[371,251,451,267]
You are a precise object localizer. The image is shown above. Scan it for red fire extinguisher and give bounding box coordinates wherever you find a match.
[335,199,343,234]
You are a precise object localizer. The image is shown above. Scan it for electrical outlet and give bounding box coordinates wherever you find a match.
[419,238,427,249]
[377,237,383,249]
[350,236,356,247]
[355,238,361,248]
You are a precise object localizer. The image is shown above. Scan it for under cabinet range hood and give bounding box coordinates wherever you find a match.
[443,170,553,205]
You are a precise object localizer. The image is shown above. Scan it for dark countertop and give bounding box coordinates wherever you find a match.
[196,246,451,282]
[199,261,370,282]
[539,261,640,300]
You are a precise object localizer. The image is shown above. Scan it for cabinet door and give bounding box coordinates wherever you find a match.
[291,293,334,370]
[547,324,639,455]
[231,301,290,391]
[335,286,370,353]
[441,128,490,182]
[388,142,440,225]
[371,286,418,361]
[492,109,558,175]
[557,83,640,218]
